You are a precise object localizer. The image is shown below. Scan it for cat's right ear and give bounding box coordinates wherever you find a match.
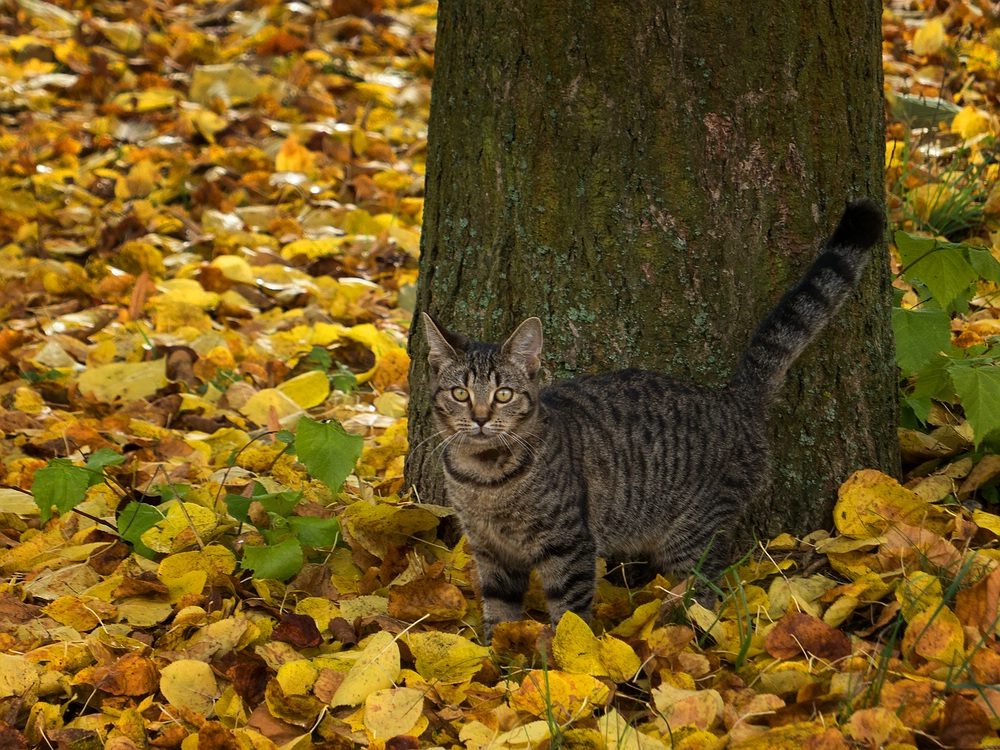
[422,313,464,371]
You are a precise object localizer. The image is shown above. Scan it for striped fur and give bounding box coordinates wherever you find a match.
[423,200,883,642]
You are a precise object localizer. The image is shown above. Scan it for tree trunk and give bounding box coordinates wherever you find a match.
[406,0,899,542]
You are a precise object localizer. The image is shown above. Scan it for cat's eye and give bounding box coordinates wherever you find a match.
[494,387,513,403]
[451,387,470,402]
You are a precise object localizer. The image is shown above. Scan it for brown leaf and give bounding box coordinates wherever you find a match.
[387,578,468,622]
[842,708,912,748]
[955,566,1000,636]
[939,695,991,749]
[877,679,935,730]
[802,728,850,750]
[764,611,852,662]
[196,721,242,750]
[90,653,159,696]
[271,612,322,648]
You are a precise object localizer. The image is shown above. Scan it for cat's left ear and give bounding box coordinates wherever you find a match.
[501,317,543,377]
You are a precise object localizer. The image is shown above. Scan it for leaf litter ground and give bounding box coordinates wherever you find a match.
[2,1,1000,749]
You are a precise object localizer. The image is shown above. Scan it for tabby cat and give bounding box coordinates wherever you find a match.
[422,199,883,642]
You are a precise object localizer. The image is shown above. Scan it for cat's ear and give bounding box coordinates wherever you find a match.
[501,317,543,377]
[422,313,465,371]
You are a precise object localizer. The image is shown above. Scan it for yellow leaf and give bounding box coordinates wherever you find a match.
[239,388,303,426]
[908,183,960,224]
[610,599,662,639]
[913,18,945,56]
[275,135,315,174]
[210,255,255,284]
[276,661,319,696]
[154,279,221,309]
[277,370,330,409]
[76,359,168,403]
[111,88,178,112]
[598,635,641,682]
[99,21,143,53]
[896,571,943,621]
[553,611,606,676]
[405,631,489,684]
[598,708,668,750]
[902,605,965,666]
[652,683,723,732]
[952,106,992,141]
[373,391,407,418]
[141,503,220,554]
[42,596,116,632]
[0,654,40,701]
[280,237,352,260]
[114,159,159,200]
[494,720,552,749]
[330,631,400,707]
[189,63,265,107]
[160,660,219,716]
[973,509,1000,537]
[191,109,229,143]
[842,707,912,748]
[834,470,947,538]
[363,687,424,739]
[157,546,237,587]
[509,670,610,723]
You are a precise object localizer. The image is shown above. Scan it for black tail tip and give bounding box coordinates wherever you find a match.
[830,198,884,250]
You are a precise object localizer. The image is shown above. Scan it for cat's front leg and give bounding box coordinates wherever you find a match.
[534,537,598,628]
[473,550,530,644]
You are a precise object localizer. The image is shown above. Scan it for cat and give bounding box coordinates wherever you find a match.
[421,199,883,642]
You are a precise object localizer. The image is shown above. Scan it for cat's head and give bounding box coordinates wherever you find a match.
[422,313,542,443]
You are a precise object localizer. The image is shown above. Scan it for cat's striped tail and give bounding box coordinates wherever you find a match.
[728,199,883,403]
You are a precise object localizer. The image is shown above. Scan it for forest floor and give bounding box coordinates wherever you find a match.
[1,1,1000,749]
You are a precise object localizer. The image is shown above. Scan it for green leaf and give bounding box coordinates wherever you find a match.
[224,494,253,524]
[295,417,363,493]
[948,363,1000,446]
[967,245,1000,284]
[85,448,126,477]
[118,502,163,559]
[242,537,304,580]
[287,515,342,547]
[912,354,956,402]
[895,232,980,310]
[900,393,932,427]
[892,307,952,375]
[256,487,301,517]
[31,459,91,524]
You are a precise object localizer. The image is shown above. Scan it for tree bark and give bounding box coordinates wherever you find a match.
[406,0,899,541]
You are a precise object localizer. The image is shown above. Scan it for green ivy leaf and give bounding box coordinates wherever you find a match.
[896,231,979,310]
[31,459,91,524]
[242,536,303,580]
[295,417,363,494]
[118,502,163,559]
[948,363,1000,446]
[287,515,342,547]
[892,307,952,375]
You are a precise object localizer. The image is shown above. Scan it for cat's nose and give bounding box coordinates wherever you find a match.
[471,414,490,426]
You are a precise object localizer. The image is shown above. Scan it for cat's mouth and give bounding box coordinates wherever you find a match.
[461,424,501,441]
